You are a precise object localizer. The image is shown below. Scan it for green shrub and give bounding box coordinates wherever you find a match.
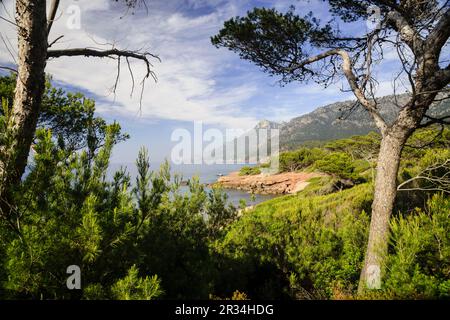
[324,132,380,160]
[111,265,163,300]
[260,162,271,169]
[239,166,261,176]
[279,148,325,172]
[2,75,449,300]
[0,129,236,299]
[314,152,357,180]
[382,194,450,299]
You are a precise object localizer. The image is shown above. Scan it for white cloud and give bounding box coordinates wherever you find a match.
[1,0,432,132]
[0,0,260,129]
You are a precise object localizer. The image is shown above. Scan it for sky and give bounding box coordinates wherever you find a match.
[0,0,432,163]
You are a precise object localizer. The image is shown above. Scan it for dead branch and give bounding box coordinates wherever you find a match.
[397,158,450,194]
[46,0,60,35]
[287,48,388,132]
[48,35,64,48]
[47,47,159,80]
[47,47,160,109]
[0,65,17,73]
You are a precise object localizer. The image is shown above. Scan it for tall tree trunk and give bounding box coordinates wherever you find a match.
[356,34,446,294]
[358,128,409,294]
[0,0,47,218]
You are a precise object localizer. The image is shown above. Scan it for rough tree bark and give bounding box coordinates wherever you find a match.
[358,126,410,291]
[0,0,48,219]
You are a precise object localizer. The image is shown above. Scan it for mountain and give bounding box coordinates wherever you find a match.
[254,119,280,130]
[276,94,449,151]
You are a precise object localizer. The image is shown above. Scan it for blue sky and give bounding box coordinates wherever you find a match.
[0,0,432,163]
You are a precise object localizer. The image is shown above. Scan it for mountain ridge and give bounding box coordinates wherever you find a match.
[256,94,449,151]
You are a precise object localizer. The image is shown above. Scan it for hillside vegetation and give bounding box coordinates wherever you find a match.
[228,127,450,299]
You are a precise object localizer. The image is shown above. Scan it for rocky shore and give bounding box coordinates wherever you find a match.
[214,171,321,195]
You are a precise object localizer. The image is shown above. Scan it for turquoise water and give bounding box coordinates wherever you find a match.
[109,162,277,207]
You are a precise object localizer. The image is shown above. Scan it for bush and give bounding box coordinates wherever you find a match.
[2,77,449,300]
[314,152,357,180]
[111,265,163,300]
[0,129,237,299]
[382,194,450,299]
[213,184,450,299]
[279,148,325,172]
[239,166,261,176]
[324,132,380,160]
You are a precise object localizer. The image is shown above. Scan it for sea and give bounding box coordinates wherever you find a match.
[109,162,277,207]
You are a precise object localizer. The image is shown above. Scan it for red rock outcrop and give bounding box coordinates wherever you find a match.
[215,171,321,195]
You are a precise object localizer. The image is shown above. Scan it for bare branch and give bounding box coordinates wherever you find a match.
[289,48,388,132]
[0,33,17,64]
[0,65,17,73]
[338,49,388,133]
[47,0,60,36]
[47,47,160,80]
[406,124,445,148]
[111,56,121,99]
[125,57,135,97]
[48,35,63,48]
[397,158,450,194]
[0,15,17,27]
[435,64,450,87]
[47,47,160,109]
[426,7,450,55]
[419,114,450,128]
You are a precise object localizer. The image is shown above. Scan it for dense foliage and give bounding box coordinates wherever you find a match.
[211,7,334,84]
[0,74,128,154]
[239,166,261,176]
[0,77,238,299]
[279,148,325,172]
[0,120,241,299]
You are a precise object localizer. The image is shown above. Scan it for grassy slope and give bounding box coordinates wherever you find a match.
[216,180,373,298]
[214,128,450,299]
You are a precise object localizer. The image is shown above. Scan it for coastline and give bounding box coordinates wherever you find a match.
[212,171,321,195]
